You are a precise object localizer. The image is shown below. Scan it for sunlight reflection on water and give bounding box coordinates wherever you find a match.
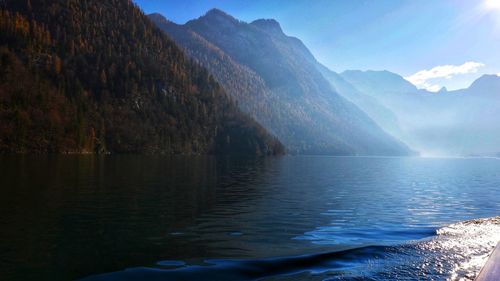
[2,156,500,281]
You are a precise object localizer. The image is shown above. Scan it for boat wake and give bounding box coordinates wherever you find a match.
[80,217,500,281]
[428,217,500,280]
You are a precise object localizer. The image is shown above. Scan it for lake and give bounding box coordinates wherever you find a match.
[0,155,499,280]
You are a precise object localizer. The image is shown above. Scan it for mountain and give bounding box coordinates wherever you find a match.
[150,10,413,156]
[444,74,500,156]
[336,70,500,156]
[466,74,500,95]
[316,65,404,140]
[341,70,419,97]
[148,13,279,137]
[0,0,284,155]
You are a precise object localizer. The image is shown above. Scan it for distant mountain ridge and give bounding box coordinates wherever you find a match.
[150,10,413,156]
[251,19,284,35]
[334,70,500,156]
[466,74,500,94]
[316,66,405,140]
[342,70,419,95]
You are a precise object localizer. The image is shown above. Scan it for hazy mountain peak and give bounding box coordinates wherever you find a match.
[467,74,500,94]
[470,74,500,86]
[147,13,171,25]
[342,69,403,79]
[251,19,284,35]
[206,8,227,15]
[341,69,418,94]
[200,8,238,23]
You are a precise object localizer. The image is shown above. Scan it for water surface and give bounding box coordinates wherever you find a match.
[0,156,499,280]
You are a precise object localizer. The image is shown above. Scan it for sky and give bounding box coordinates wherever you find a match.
[134,0,500,91]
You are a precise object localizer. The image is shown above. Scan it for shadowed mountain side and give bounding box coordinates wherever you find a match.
[149,10,413,156]
[0,1,284,155]
[148,13,285,145]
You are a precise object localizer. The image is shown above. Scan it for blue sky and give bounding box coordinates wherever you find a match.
[134,0,500,91]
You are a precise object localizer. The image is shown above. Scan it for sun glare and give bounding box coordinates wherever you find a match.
[480,0,500,29]
[484,0,500,11]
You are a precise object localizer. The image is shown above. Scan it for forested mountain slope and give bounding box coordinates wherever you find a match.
[0,0,284,155]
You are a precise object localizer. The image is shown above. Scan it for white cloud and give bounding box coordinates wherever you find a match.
[425,84,442,92]
[497,72,500,77]
[404,61,485,92]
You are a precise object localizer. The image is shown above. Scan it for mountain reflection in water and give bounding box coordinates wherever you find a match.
[1,156,499,280]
